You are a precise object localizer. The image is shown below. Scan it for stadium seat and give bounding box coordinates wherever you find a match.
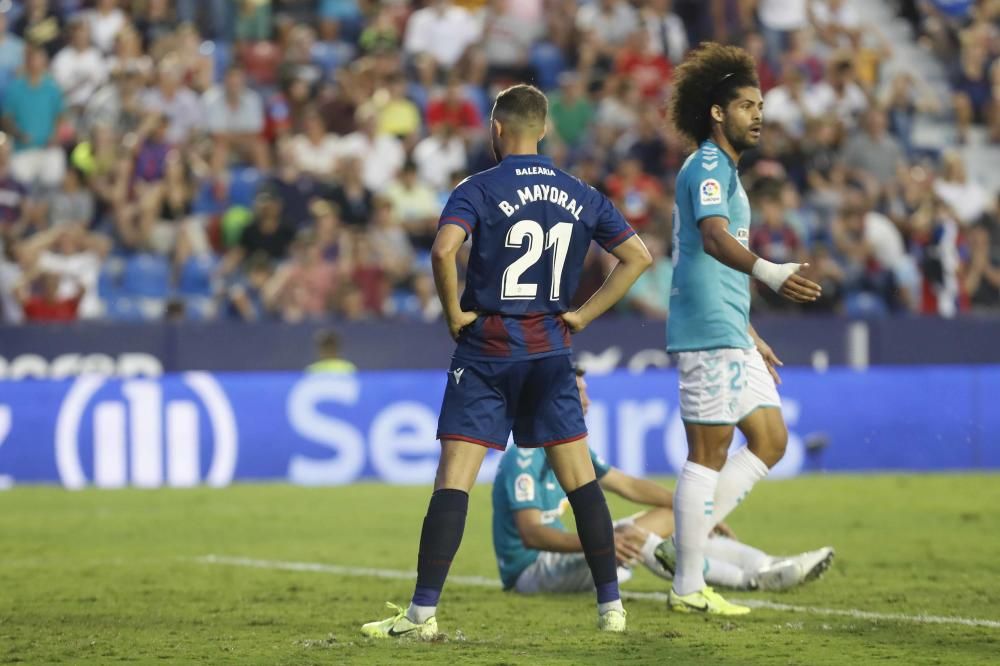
[228,167,261,208]
[183,296,218,321]
[122,254,171,299]
[529,42,567,91]
[193,179,231,217]
[203,40,232,83]
[310,42,343,76]
[105,296,145,322]
[177,255,218,297]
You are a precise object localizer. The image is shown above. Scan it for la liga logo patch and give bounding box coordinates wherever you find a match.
[700,179,722,205]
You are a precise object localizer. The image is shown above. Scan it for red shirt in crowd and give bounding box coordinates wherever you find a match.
[23,294,82,322]
[615,51,672,100]
[426,96,481,131]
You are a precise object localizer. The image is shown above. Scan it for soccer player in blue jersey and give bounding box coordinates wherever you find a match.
[361,84,652,638]
[492,368,834,596]
[665,44,825,615]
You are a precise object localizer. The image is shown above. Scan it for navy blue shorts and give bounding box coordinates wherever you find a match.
[436,354,587,450]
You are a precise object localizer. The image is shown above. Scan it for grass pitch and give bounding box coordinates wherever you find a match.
[2,475,999,665]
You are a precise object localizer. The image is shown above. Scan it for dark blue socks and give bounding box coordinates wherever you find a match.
[566,480,620,604]
[411,488,469,608]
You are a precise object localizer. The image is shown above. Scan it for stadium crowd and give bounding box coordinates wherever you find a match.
[0,0,997,325]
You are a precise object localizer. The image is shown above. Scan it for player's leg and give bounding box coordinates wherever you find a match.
[516,355,624,631]
[669,350,749,614]
[711,348,786,527]
[363,361,511,639]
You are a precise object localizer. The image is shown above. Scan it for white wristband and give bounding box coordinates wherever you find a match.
[752,259,799,293]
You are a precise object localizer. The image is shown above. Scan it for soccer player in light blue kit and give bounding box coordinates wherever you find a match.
[665,44,828,615]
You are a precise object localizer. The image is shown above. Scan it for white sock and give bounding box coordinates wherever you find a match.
[598,599,624,614]
[703,556,752,589]
[705,535,772,573]
[672,462,719,595]
[406,603,436,624]
[638,532,671,580]
[712,447,769,525]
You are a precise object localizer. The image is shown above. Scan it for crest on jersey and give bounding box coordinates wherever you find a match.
[700,179,722,205]
[515,473,535,502]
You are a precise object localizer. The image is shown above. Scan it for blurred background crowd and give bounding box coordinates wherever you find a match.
[0,0,997,325]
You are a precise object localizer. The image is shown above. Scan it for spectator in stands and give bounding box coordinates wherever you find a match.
[426,77,482,137]
[403,0,481,71]
[951,42,993,144]
[142,57,202,146]
[326,156,374,227]
[383,160,440,249]
[751,188,806,309]
[841,108,905,188]
[87,0,127,54]
[548,73,594,150]
[225,253,273,322]
[337,106,405,193]
[413,120,467,192]
[0,231,24,323]
[879,72,940,156]
[933,150,992,226]
[641,0,689,66]
[288,105,341,179]
[0,139,28,235]
[18,271,83,323]
[367,196,414,286]
[614,29,672,101]
[481,0,541,84]
[31,224,109,320]
[0,11,25,89]
[47,167,94,229]
[221,190,295,275]
[52,18,107,115]
[203,65,269,173]
[307,328,357,373]
[2,45,66,190]
[763,63,810,139]
[374,74,422,146]
[576,0,640,77]
[14,0,65,57]
[805,55,868,130]
[268,232,339,322]
[605,157,664,230]
[754,0,809,67]
[964,209,1000,310]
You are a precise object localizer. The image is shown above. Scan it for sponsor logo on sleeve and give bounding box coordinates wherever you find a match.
[700,179,722,206]
[514,473,535,502]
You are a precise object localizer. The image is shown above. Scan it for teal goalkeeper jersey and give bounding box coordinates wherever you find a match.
[667,140,754,352]
[491,446,611,589]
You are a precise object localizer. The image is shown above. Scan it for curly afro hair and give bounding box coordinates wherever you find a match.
[669,42,759,146]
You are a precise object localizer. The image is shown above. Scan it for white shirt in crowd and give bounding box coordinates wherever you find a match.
[934,178,992,226]
[289,134,342,177]
[87,7,127,53]
[805,81,868,127]
[142,86,203,144]
[576,1,640,46]
[412,134,467,192]
[201,86,264,135]
[757,0,808,31]
[51,45,107,107]
[762,84,809,138]
[337,132,405,192]
[643,7,689,64]
[404,4,482,68]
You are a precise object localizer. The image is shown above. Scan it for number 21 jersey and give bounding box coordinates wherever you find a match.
[439,154,634,362]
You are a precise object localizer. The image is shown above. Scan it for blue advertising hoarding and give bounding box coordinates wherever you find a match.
[0,367,997,489]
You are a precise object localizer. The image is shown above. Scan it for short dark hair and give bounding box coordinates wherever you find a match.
[669,42,759,145]
[493,84,548,131]
[315,329,342,355]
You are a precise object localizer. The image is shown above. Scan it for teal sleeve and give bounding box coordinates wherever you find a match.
[590,449,612,480]
[501,458,545,511]
[688,161,732,224]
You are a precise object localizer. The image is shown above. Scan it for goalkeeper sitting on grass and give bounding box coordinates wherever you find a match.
[491,367,834,596]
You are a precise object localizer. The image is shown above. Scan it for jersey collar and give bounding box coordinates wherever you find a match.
[503,154,554,165]
[703,140,737,170]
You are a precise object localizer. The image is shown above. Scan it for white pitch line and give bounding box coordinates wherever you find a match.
[196,555,1000,630]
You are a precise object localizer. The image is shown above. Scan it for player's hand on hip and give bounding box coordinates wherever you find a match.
[560,310,587,334]
[756,340,783,385]
[447,310,479,341]
[613,524,644,566]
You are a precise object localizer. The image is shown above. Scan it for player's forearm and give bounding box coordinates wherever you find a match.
[613,476,673,509]
[431,249,463,321]
[702,225,759,275]
[520,524,583,553]
[573,238,652,326]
